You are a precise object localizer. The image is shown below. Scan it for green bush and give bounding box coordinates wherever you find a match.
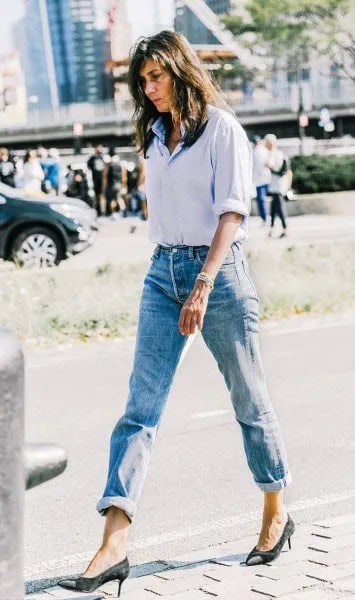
[291,154,355,193]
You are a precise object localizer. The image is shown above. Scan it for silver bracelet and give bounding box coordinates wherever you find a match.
[196,272,214,289]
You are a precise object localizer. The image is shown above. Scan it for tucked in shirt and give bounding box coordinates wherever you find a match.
[145,105,252,246]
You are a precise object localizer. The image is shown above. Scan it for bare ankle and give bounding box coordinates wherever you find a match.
[100,541,126,561]
[103,507,130,547]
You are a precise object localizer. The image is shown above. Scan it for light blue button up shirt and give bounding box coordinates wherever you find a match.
[145,105,252,246]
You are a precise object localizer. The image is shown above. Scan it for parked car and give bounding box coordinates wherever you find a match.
[0,182,98,267]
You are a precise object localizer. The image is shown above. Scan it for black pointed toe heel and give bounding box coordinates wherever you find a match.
[58,556,130,597]
[246,514,295,566]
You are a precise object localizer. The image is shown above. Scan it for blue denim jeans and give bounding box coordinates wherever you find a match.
[97,243,291,520]
[256,184,269,222]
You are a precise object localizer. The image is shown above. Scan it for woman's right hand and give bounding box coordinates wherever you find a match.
[178,280,211,336]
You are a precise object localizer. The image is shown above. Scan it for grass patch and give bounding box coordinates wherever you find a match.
[1,241,354,347]
[249,242,355,319]
[0,262,146,346]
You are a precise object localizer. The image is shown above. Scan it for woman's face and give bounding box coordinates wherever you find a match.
[139,58,174,113]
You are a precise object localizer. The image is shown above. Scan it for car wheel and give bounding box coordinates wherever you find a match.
[11,227,64,268]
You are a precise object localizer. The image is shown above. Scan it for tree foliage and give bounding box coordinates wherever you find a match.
[222,0,354,80]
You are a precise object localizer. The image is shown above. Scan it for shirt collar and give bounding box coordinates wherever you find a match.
[151,117,186,144]
[151,117,166,143]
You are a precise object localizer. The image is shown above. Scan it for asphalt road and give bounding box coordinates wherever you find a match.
[24,316,355,581]
[1,213,354,275]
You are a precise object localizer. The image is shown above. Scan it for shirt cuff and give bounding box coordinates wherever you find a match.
[213,198,250,218]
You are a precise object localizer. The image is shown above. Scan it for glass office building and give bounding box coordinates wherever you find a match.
[17,0,110,109]
[174,0,231,45]
[47,0,107,104]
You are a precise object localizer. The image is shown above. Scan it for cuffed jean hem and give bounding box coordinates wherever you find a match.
[255,472,292,492]
[96,496,135,522]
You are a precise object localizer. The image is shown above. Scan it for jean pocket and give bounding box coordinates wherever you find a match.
[151,246,160,262]
[196,249,209,267]
[197,248,235,268]
[220,249,235,268]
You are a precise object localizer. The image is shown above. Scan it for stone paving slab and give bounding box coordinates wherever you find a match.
[251,574,316,597]
[165,535,255,565]
[334,575,355,594]
[308,532,355,552]
[313,513,355,528]
[306,563,355,584]
[25,514,355,599]
[114,590,159,599]
[258,559,324,580]
[150,592,207,600]
[312,521,355,538]
[44,588,101,599]
[154,562,232,582]
[285,590,349,600]
[308,545,355,567]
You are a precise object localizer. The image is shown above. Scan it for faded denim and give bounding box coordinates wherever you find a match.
[97,243,291,520]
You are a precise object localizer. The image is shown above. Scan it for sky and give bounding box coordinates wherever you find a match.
[0,0,175,55]
[127,0,174,38]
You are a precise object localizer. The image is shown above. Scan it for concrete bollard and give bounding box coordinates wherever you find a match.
[25,443,67,491]
[0,329,24,600]
[0,330,68,599]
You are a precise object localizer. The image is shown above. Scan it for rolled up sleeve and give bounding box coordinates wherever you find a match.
[212,116,252,219]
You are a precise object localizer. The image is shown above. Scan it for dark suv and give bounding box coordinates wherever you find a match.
[0,183,98,267]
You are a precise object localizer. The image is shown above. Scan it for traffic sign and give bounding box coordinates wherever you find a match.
[299,113,309,128]
[73,122,83,136]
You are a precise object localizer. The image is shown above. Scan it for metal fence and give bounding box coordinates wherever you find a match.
[19,78,355,131]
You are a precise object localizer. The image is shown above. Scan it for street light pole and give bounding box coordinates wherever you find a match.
[290,64,311,156]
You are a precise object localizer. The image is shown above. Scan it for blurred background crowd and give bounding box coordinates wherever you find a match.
[1,0,355,240]
[0,143,147,219]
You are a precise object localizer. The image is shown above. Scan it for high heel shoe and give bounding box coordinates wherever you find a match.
[58,556,130,597]
[245,514,295,566]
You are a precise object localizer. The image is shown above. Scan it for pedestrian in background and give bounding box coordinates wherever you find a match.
[87,144,107,216]
[135,153,147,220]
[0,147,16,187]
[251,134,270,225]
[41,147,61,195]
[22,149,44,193]
[105,149,127,217]
[65,164,92,206]
[264,134,292,238]
[59,30,293,598]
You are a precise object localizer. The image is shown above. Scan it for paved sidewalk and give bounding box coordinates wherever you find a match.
[25,513,355,599]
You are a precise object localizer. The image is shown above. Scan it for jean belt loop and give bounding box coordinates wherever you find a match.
[154,245,161,258]
[188,246,194,259]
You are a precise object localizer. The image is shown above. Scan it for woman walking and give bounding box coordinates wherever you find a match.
[22,149,44,193]
[59,31,293,597]
[264,134,292,238]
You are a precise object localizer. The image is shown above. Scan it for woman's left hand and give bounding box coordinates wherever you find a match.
[179,280,211,336]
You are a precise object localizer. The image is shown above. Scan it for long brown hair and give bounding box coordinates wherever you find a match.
[128,30,226,155]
